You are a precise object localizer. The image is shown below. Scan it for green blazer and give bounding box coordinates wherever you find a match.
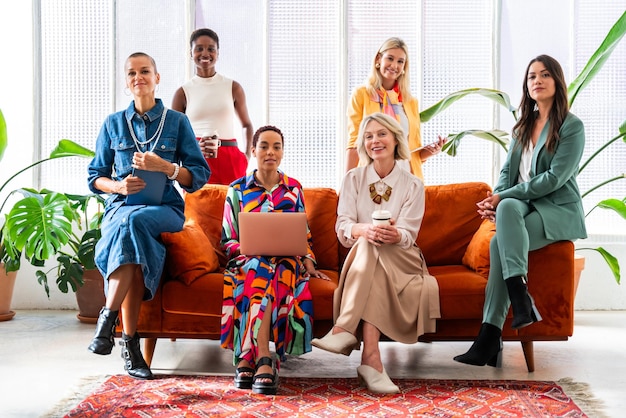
[494,112,587,241]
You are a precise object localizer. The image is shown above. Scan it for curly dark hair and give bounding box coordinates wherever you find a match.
[189,28,219,49]
[252,125,284,147]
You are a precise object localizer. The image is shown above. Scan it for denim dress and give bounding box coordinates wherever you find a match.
[87,99,210,299]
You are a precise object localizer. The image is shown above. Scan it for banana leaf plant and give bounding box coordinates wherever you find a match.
[417,10,626,284]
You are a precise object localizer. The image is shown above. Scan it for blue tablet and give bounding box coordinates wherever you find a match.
[125,169,167,205]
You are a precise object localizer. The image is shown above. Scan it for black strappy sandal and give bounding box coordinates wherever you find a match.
[234,365,254,389]
[252,356,279,395]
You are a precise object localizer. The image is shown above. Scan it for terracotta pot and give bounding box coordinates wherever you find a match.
[76,268,106,323]
[0,263,17,321]
[573,254,585,299]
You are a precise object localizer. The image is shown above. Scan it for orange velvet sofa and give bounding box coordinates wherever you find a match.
[131,182,576,372]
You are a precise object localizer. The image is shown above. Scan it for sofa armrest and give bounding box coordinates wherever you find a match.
[520,240,575,338]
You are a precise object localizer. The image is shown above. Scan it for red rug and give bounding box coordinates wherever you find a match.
[61,375,593,417]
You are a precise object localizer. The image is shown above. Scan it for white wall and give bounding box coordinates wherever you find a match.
[2,1,625,310]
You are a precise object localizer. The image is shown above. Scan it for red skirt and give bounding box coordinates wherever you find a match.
[198,138,249,185]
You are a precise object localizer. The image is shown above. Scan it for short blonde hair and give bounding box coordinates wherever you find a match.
[356,112,410,165]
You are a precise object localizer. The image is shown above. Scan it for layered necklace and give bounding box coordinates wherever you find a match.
[369,180,392,204]
[126,108,168,152]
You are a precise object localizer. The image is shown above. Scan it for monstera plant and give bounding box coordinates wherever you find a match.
[418,11,626,284]
[0,124,98,296]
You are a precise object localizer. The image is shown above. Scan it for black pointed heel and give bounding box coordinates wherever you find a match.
[454,323,503,367]
[88,307,119,355]
[506,276,543,329]
[120,332,153,380]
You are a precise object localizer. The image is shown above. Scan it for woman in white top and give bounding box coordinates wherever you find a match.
[172,28,253,185]
[312,112,440,394]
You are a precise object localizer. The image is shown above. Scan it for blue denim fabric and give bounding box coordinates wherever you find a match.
[87,99,211,299]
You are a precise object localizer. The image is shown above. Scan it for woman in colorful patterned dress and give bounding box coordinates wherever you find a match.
[220,125,328,395]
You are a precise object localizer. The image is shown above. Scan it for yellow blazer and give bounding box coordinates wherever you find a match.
[347,86,423,179]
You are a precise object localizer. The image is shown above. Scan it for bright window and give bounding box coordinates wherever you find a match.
[35,0,625,239]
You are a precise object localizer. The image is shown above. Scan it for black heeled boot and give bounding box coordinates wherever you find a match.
[88,307,119,355]
[505,276,542,329]
[453,323,503,367]
[120,332,153,380]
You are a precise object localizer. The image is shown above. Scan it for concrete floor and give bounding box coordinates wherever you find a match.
[0,310,624,417]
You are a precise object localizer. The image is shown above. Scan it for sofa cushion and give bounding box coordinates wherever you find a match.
[184,185,229,266]
[428,265,488,319]
[161,221,220,285]
[418,183,491,266]
[303,188,339,271]
[462,219,496,278]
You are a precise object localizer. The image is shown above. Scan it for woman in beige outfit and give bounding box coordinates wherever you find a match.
[312,112,440,393]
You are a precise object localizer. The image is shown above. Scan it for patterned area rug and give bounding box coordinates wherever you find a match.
[51,375,603,417]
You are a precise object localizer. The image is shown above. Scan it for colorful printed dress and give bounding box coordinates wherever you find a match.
[220,170,315,368]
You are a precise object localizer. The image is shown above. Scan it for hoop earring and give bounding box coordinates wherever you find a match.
[124,87,131,97]
[375,63,380,69]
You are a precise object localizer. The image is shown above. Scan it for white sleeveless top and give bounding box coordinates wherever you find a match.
[181,74,235,138]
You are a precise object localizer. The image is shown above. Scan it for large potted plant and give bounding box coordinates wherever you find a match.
[419,11,626,286]
[0,108,97,315]
[0,108,18,321]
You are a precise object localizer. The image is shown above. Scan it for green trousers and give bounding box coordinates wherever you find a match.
[483,198,556,328]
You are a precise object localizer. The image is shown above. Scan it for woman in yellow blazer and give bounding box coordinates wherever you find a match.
[346,37,446,179]
[454,55,587,368]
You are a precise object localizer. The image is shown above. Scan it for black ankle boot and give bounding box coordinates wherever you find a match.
[453,323,503,367]
[88,307,119,355]
[505,276,542,329]
[120,332,153,380]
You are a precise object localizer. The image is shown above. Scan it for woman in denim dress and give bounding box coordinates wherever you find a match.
[86,52,210,379]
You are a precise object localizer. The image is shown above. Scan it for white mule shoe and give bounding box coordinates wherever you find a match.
[311,331,358,356]
[356,365,400,394]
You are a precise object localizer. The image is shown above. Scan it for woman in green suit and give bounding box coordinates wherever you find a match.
[454,55,587,367]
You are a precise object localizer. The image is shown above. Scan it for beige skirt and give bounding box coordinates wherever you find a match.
[334,237,440,343]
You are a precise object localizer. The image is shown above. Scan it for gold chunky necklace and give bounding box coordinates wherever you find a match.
[369,181,392,204]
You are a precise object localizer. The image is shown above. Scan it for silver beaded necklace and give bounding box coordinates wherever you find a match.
[126,108,168,152]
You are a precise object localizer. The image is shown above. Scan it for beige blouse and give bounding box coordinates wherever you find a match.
[336,163,425,250]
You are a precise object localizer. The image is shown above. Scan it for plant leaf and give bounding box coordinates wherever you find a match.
[568,10,626,106]
[577,247,621,284]
[49,139,95,159]
[420,88,516,123]
[5,193,77,261]
[597,198,626,220]
[77,228,101,269]
[0,108,7,163]
[35,270,51,299]
[56,254,83,293]
[444,129,510,157]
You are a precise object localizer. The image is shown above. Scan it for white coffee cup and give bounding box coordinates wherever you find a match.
[201,132,221,158]
[372,209,391,226]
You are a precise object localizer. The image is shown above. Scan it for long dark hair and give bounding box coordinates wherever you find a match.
[512,55,569,153]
